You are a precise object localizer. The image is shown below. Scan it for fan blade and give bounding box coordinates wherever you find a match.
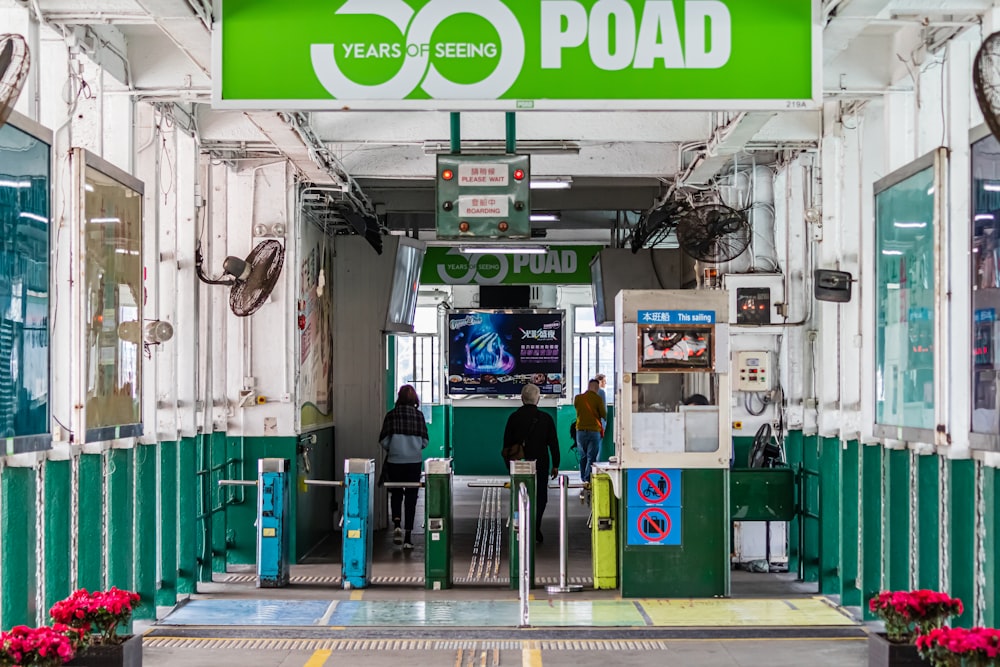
[0,34,30,129]
[230,239,285,317]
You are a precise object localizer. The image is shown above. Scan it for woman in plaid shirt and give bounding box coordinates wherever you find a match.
[379,385,428,549]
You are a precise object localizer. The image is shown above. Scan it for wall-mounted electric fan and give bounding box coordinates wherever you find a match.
[0,34,30,129]
[675,203,751,264]
[195,239,285,317]
[974,31,1000,142]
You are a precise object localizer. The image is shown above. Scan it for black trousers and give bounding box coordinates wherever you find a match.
[386,461,422,531]
[535,465,549,537]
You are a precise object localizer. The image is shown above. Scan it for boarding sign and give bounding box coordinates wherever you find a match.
[627,506,682,546]
[627,468,681,507]
[216,0,818,111]
[638,310,715,325]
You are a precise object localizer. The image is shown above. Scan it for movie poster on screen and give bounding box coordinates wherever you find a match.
[447,311,564,396]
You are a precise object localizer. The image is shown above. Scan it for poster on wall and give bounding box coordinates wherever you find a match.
[447,311,564,396]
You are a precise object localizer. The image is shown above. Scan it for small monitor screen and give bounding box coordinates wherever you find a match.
[386,240,425,332]
[638,326,712,370]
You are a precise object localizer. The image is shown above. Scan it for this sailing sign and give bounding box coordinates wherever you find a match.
[637,310,715,325]
[627,506,681,546]
[627,468,681,507]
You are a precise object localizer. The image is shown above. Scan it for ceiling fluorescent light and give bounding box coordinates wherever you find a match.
[459,244,548,255]
[530,213,560,222]
[530,177,572,190]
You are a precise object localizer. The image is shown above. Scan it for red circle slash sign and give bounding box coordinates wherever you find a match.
[637,507,672,543]
[638,469,671,504]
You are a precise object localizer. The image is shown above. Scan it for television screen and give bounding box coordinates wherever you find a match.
[446,311,565,396]
[385,238,426,332]
[590,253,607,325]
[479,285,530,309]
[638,326,712,370]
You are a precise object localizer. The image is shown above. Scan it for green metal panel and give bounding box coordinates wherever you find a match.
[156,441,179,607]
[785,430,804,572]
[177,436,197,594]
[840,440,861,607]
[133,444,156,620]
[729,469,795,521]
[1,466,38,627]
[509,468,536,589]
[732,436,755,469]
[425,406,447,459]
[819,437,841,595]
[620,469,728,598]
[590,472,618,589]
[107,447,134,592]
[861,444,884,620]
[916,453,940,591]
[950,458,975,628]
[885,448,910,592]
[985,465,1000,628]
[77,452,104,593]
[296,428,337,556]
[210,432,228,574]
[424,468,453,590]
[800,434,820,583]
[44,459,72,615]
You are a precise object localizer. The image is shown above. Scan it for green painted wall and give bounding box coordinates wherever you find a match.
[43,459,71,616]
[296,428,337,557]
[133,444,157,620]
[77,452,104,593]
[451,405,613,476]
[840,440,861,607]
[818,436,841,595]
[885,448,910,592]
[1,466,38,627]
[107,448,135,593]
[951,459,976,628]
[157,441,179,607]
[986,466,1000,628]
[916,453,940,592]
[861,444,883,620]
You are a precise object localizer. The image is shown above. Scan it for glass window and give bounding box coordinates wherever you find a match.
[972,135,1000,435]
[395,334,440,406]
[0,121,50,448]
[573,306,613,402]
[84,164,142,435]
[874,155,937,432]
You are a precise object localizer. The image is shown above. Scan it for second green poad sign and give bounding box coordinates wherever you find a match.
[217,0,817,110]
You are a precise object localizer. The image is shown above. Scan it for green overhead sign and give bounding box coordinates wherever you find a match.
[421,245,601,285]
[216,0,818,111]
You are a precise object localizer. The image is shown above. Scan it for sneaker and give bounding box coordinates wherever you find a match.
[535,531,543,544]
[393,527,403,545]
[402,541,414,550]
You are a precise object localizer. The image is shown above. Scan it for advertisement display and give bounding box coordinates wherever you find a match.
[216,0,818,111]
[447,311,564,396]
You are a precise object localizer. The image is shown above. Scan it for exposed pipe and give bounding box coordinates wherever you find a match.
[505,112,516,154]
[450,112,461,154]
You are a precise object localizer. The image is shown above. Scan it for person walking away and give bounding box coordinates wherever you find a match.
[379,384,428,549]
[594,373,609,431]
[574,379,606,494]
[502,383,560,544]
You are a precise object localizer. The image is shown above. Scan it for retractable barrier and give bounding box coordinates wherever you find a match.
[342,458,375,589]
[546,474,584,594]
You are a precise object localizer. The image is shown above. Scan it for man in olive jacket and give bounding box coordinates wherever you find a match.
[502,383,560,544]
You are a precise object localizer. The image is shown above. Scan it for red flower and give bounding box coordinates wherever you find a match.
[869,590,963,643]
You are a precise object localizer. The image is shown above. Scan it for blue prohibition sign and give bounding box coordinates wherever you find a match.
[627,468,681,507]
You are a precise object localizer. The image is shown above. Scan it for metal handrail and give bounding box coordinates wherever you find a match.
[517,482,531,628]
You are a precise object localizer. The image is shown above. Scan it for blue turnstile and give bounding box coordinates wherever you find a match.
[256,458,291,588]
[342,458,375,588]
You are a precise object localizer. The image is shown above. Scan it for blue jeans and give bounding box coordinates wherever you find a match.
[576,430,602,483]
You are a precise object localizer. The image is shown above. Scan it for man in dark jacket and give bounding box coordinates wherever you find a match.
[502,383,560,544]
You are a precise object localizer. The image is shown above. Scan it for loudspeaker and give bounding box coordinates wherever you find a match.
[814,269,853,303]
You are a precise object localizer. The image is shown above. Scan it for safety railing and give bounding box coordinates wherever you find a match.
[517,482,530,628]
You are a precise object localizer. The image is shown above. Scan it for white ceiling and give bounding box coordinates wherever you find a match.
[23,0,994,234]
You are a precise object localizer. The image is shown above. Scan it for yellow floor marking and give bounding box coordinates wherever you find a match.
[637,598,857,626]
[522,647,542,667]
[304,649,331,667]
[349,590,364,601]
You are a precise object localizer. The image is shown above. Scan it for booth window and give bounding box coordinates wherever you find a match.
[574,306,613,402]
[972,134,1000,436]
[0,119,51,453]
[394,305,440,405]
[873,150,941,435]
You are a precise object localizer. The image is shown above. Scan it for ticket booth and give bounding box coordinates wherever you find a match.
[611,289,731,598]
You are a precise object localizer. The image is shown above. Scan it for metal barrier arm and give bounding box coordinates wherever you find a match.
[303,480,344,487]
[218,480,257,487]
[518,482,531,628]
[383,482,423,488]
[546,474,583,594]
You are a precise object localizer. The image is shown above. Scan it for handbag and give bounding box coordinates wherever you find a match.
[502,417,537,463]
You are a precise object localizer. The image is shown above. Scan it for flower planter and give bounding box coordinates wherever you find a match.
[65,634,142,667]
[868,632,928,667]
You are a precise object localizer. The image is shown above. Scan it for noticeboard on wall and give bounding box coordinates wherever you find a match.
[446,310,564,396]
